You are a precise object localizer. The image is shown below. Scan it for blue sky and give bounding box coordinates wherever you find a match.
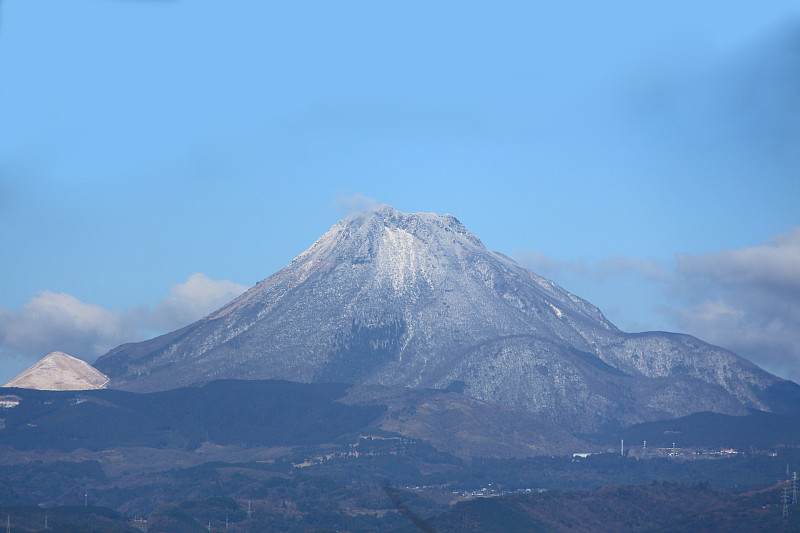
[1,1,798,384]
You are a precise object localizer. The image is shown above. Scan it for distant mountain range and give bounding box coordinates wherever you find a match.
[94,206,799,432]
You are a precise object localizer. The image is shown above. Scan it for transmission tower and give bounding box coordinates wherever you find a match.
[782,486,790,519]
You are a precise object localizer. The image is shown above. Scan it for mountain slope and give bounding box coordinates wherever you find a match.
[0,380,586,458]
[408,483,800,533]
[95,206,794,431]
[4,351,109,391]
[0,380,384,452]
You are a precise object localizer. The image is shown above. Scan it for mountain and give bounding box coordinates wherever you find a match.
[342,384,590,458]
[403,483,800,533]
[94,206,797,432]
[0,380,384,452]
[0,380,585,458]
[3,351,109,391]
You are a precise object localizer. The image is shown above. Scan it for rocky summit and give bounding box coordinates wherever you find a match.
[94,206,796,432]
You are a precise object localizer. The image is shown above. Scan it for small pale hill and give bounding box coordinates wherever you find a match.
[3,351,109,391]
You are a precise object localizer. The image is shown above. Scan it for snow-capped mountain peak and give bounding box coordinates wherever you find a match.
[94,206,793,432]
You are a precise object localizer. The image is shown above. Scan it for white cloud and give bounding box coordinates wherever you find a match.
[0,274,247,368]
[0,291,129,363]
[672,227,800,382]
[142,273,248,332]
[333,192,379,216]
[676,227,800,299]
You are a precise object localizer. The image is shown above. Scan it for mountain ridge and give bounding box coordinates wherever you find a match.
[94,206,795,432]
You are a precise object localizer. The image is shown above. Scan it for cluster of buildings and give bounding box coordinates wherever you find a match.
[572,440,744,461]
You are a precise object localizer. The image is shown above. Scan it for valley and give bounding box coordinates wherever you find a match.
[1,380,800,531]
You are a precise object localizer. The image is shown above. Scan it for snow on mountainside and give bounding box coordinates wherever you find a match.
[4,351,109,391]
[94,206,796,432]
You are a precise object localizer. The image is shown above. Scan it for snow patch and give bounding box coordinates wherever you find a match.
[378,226,422,291]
